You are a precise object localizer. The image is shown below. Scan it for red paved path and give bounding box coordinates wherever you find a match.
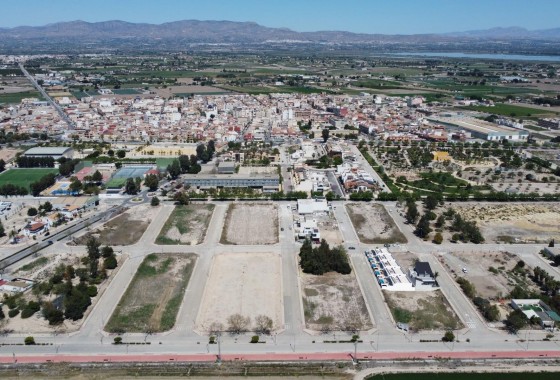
[1,350,560,364]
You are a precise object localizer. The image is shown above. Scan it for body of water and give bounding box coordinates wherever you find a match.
[388,52,560,62]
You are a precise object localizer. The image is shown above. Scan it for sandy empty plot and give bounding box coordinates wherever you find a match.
[301,271,373,332]
[440,251,530,299]
[221,203,278,245]
[0,148,20,162]
[346,203,407,244]
[384,290,462,331]
[157,204,215,245]
[453,203,560,243]
[196,253,283,332]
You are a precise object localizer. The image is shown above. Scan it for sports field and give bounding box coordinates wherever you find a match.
[0,168,58,190]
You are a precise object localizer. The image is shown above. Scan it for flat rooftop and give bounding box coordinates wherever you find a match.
[430,116,528,136]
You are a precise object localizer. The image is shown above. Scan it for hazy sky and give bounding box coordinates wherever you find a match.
[1,0,558,34]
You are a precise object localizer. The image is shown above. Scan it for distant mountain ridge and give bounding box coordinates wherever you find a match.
[1,19,559,43]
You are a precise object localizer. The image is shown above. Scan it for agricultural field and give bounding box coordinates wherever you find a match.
[74,204,157,246]
[221,203,278,245]
[451,203,560,243]
[195,253,283,333]
[0,168,59,190]
[106,253,197,333]
[462,103,552,117]
[301,271,373,332]
[384,290,462,331]
[346,203,407,244]
[156,204,215,245]
[0,91,41,104]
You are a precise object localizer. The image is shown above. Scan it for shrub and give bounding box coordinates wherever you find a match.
[433,232,443,244]
[87,285,98,297]
[24,336,35,345]
[250,335,259,343]
[114,336,123,345]
[27,207,38,216]
[104,255,117,270]
[21,308,36,319]
[8,309,19,318]
[151,196,160,206]
[442,330,455,342]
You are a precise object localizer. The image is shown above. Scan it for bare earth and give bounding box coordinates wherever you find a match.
[0,148,20,162]
[221,203,278,245]
[452,203,560,243]
[301,271,373,332]
[74,204,157,246]
[346,203,407,244]
[196,253,283,333]
[157,204,214,245]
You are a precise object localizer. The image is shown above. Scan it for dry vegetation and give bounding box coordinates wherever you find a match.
[196,253,283,333]
[74,204,156,246]
[221,203,278,245]
[156,204,215,245]
[384,290,462,331]
[106,253,197,333]
[346,203,407,244]
[452,203,560,243]
[301,271,373,332]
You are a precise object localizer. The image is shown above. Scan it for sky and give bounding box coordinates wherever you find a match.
[0,0,558,34]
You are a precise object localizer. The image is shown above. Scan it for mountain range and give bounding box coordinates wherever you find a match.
[1,20,560,43]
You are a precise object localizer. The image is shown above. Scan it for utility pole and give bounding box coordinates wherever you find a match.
[217,332,222,364]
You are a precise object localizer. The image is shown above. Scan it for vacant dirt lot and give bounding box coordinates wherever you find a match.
[346,203,407,244]
[157,204,215,245]
[452,203,560,243]
[439,250,535,300]
[106,253,197,333]
[74,204,156,246]
[384,290,462,331]
[0,148,20,162]
[221,203,278,245]
[196,253,283,333]
[391,251,419,273]
[301,271,373,332]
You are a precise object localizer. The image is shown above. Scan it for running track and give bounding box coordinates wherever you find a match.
[1,350,560,364]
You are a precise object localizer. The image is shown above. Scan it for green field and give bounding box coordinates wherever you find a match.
[462,103,551,117]
[0,168,58,190]
[366,373,560,380]
[112,88,141,95]
[0,91,42,104]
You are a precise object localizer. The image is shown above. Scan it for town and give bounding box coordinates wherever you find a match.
[1,12,560,380]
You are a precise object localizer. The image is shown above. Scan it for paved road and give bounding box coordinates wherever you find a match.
[1,199,560,362]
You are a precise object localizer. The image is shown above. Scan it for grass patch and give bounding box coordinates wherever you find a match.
[105,253,197,333]
[0,168,58,191]
[17,257,49,272]
[156,204,214,245]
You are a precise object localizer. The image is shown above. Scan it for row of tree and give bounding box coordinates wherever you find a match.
[16,156,55,168]
[30,173,56,196]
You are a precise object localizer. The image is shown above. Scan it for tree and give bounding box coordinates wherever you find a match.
[442,330,455,342]
[27,207,38,217]
[69,178,82,193]
[124,178,138,195]
[0,306,4,320]
[174,192,190,205]
[405,202,419,224]
[24,336,36,345]
[116,150,126,159]
[0,159,5,173]
[506,309,527,333]
[424,194,440,211]
[322,128,330,143]
[101,246,114,258]
[144,173,159,191]
[167,160,181,179]
[435,215,445,228]
[227,313,250,334]
[104,255,117,270]
[415,214,432,238]
[255,315,273,335]
[40,201,53,213]
[549,239,555,248]
[107,149,115,157]
[433,232,443,244]
[86,237,101,278]
[91,170,103,183]
[0,220,4,238]
[151,196,160,207]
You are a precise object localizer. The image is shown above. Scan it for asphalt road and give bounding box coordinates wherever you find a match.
[1,199,559,362]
